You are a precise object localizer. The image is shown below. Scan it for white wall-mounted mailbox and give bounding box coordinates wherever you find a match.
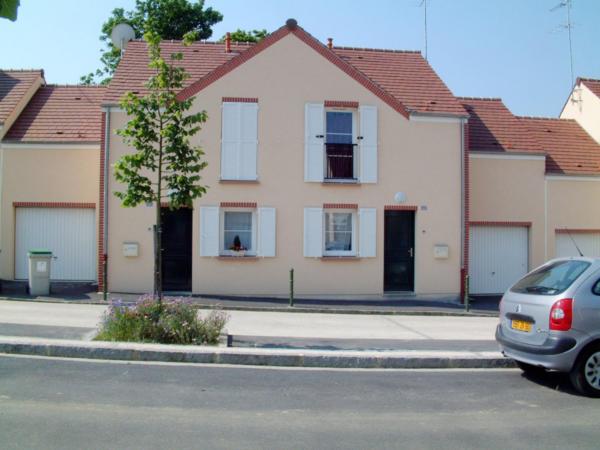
[434,244,449,259]
[123,242,139,257]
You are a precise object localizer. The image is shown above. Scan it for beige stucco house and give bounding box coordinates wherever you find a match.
[100,20,468,298]
[0,71,104,288]
[1,20,599,301]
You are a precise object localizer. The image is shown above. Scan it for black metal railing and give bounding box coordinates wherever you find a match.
[325,143,355,180]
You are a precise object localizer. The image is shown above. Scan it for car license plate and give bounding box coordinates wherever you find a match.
[511,319,532,332]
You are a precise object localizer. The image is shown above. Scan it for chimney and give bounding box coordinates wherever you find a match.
[225,32,231,53]
[327,38,333,49]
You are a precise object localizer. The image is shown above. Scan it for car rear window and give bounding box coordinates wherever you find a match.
[511,260,591,295]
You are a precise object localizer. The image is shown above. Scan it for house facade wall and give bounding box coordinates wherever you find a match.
[0,145,99,280]
[469,154,546,269]
[561,83,600,144]
[546,177,600,257]
[105,33,463,296]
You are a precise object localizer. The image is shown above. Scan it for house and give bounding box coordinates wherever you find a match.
[561,77,600,144]
[100,19,469,298]
[462,96,600,294]
[0,71,105,287]
[1,20,599,300]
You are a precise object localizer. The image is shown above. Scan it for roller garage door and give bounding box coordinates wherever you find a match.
[469,225,529,295]
[15,207,96,281]
[556,232,600,257]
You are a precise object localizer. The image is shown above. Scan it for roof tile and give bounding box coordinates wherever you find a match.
[4,85,106,143]
[0,69,43,125]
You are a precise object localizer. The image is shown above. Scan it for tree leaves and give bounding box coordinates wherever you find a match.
[81,0,222,85]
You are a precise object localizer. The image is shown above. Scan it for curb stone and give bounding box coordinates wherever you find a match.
[0,336,516,369]
[0,296,498,317]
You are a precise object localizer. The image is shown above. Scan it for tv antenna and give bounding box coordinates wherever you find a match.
[419,0,429,60]
[550,0,575,88]
[111,23,136,56]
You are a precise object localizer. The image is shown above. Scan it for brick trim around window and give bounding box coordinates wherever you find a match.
[222,97,258,103]
[13,202,95,209]
[220,202,257,208]
[323,203,358,209]
[384,205,418,211]
[470,221,531,227]
[324,100,359,108]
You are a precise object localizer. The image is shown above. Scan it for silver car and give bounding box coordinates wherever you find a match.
[496,257,600,397]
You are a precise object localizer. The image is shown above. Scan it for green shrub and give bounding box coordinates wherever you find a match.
[95,295,228,345]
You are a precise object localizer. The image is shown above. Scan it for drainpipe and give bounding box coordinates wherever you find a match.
[460,117,467,301]
[102,107,111,301]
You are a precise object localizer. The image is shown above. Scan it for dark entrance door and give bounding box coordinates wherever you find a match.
[384,210,415,291]
[161,208,192,291]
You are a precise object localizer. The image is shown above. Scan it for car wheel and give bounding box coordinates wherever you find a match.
[570,345,600,398]
[515,360,545,375]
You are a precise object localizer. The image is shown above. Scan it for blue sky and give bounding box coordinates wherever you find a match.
[1,0,598,116]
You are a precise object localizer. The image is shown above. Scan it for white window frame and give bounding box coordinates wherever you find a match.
[324,108,358,180]
[220,208,257,256]
[323,209,357,257]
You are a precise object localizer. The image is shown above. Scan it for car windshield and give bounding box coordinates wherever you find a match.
[511,260,591,296]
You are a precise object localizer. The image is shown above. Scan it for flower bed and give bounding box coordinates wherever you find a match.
[95,295,228,345]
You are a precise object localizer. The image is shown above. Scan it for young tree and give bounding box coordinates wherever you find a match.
[81,0,222,85]
[114,31,208,302]
[219,29,269,43]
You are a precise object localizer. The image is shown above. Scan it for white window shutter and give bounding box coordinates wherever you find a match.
[358,208,377,257]
[239,103,258,180]
[199,206,219,256]
[359,105,378,183]
[221,103,240,180]
[257,207,276,257]
[303,207,323,257]
[304,103,325,182]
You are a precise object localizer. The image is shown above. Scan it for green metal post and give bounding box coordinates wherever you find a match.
[289,268,294,307]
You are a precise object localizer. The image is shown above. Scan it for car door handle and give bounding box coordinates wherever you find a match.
[408,248,413,258]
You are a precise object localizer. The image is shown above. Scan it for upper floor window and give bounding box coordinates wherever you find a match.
[325,111,357,181]
[221,101,258,181]
[305,103,378,184]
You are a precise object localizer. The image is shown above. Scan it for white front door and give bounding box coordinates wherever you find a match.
[469,225,529,295]
[15,208,96,281]
[556,232,600,257]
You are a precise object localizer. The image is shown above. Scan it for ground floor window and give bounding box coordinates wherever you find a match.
[222,210,256,255]
[324,211,356,256]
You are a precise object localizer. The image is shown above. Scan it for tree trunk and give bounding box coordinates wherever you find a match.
[155,200,163,305]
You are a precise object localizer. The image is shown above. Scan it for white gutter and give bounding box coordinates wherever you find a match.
[460,117,466,270]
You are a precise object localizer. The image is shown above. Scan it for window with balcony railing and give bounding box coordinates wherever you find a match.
[325,111,356,181]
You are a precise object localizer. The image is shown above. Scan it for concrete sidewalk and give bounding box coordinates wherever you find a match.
[0,299,509,368]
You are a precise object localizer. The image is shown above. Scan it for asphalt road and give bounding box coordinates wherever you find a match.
[0,355,598,450]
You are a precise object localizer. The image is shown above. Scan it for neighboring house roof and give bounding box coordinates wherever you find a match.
[0,69,44,125]
[105,20,467,117]
[578,77,600,98]
[4,85,106,143]
[459,97,541,152]
[518,117,600,176]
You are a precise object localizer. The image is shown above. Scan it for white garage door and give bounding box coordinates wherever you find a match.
[15,208,96,281]
[469,225,529,295]
[556,232,600,257]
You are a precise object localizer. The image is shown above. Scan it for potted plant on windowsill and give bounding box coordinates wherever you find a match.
[229,235,247,257]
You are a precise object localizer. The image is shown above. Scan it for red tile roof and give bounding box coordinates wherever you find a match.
[518,117,600,175]
[579,77,600,98]
[333,47,466,116]
[459,97,541,152]
[105,23,466,117]
[0,69,44,125]
[103,40,254,105]
[461,96,600,175]
[4,85,106,143]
